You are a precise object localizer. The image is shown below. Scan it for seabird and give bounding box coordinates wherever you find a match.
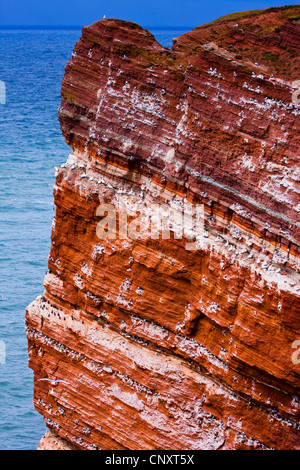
[37,378,70,386]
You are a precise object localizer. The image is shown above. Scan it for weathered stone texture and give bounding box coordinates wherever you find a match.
[26,6,300,450]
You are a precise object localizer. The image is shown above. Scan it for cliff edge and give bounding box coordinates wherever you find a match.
[26,5,300,450]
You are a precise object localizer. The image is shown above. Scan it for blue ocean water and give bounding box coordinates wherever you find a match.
[0,27,186,450]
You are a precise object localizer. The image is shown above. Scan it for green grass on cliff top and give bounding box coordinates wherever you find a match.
[195,4,300,29]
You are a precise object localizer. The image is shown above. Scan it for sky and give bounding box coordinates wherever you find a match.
[0,0,297,28]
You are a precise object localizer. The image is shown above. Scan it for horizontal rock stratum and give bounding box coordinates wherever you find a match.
[26,6,300,450]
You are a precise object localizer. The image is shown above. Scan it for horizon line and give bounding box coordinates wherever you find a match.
[0,25,195,30]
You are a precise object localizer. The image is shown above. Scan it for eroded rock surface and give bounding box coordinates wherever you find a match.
[26,6,300,450]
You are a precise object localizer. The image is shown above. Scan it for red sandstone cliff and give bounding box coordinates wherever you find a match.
[26,6,300,450]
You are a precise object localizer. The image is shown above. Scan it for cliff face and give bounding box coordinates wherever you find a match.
[26,6,300,450]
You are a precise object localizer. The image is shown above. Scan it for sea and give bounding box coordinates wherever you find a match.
[0,26,190,450]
